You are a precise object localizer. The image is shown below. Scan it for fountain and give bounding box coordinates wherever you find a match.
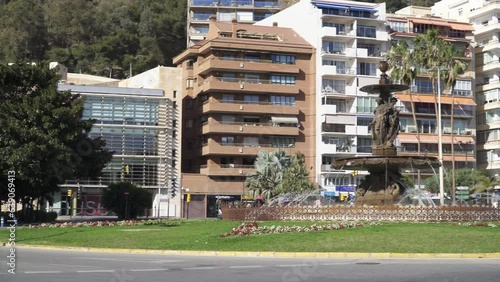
[332,61,441,205]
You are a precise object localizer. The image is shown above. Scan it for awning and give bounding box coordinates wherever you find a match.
[398,134,437,144]
[411,18,450,27]
[325,115,356,124]
[449,22,474,31]
[349,6,377,12]
[398,134,474,144]
[396,94,476,106]
[271,116,298,124]
[315,3,348,10]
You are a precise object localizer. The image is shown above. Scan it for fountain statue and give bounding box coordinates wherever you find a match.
[332,61,440,205]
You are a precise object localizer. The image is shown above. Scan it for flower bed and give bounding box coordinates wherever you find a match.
[28,219,182,229]
[219,221,378,237]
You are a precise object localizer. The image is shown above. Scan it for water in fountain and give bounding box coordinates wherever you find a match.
[396,186,437,207]
[267,191,323,207]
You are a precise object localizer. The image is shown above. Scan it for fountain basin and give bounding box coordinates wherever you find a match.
[332,155,440,171]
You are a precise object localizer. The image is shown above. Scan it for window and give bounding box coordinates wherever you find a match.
[222,94,234,102]
[388,21,407,33]
[186,99,193,109]
[221,136,235,144]
[322,41,345,54]
[269,137,295,148]
[271,54,296,64]
[243,116,259,123]
[356,25,376,38]
[221,115,236,124]
[244,55,260,62]
[222,54,235,60]
[356,97,376,113]
[186,78,195,89]
[322,79,345,93]
[271,75,295,85]
[323,98,346,112]
[186,119,193,128]
[357,62,377,75]
[271,95,295,106]
[244,74,260,83]
[244,95,259,104]
[322,60,346,73]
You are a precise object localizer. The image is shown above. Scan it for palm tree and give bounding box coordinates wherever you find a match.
[387,40,420,186]
[413,29,448,119]
[440,43,469,203]
[245,149,290,201]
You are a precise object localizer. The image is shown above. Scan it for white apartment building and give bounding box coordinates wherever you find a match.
[187,0,283,46]
[433,0,500,176]
[257,0,388,198]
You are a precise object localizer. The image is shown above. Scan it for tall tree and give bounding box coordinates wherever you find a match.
[0,63,112,210]
[440,43,469,203]
[387,40,420,187]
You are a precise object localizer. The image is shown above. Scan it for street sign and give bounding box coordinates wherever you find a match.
[456,190,469,195]
[457,195,469,200]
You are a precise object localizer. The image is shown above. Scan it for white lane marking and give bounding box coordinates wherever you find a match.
[24,271,63,274]
[229,265,264,269]
[76,270,115,273]
[183,266,216,270]
[74,257,184,263]
[319,262,351,266]
[130,269,166,272]
[50,263,94,268]
[277,264,308,267]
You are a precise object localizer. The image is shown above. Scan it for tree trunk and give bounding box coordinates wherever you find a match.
[409,87,421,188]
[451,91,456,204]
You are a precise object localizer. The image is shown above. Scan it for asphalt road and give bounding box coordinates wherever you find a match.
[0,247,499,282]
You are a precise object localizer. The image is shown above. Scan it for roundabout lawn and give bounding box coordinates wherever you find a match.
[1,220,499,253]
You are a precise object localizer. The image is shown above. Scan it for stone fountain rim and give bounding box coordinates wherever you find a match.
[359,84,409,94]
[332,155,440,170]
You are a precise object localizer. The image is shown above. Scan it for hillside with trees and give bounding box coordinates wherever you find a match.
[0,0,439,78]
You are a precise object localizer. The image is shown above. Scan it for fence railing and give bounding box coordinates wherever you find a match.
[221,205,500,222]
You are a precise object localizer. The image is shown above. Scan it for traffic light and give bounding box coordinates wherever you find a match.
[67,189,73,197]
[77,186,82,199]
[186,193,191,203]
[171,188,177,198]
[124,165,130,174]
[351,170,358,176]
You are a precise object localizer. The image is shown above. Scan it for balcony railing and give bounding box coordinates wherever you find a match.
[204,99,296,107]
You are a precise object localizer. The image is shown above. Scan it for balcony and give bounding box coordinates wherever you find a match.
[200,164,256,176]
[195,76,300,95]
[320,65,356,78]
[320,26,355,38]
[202,99,299,115]
[476,60,500,73]
[321,85,357,96]
[201,139,281,156]
[197,56,300,76]
[321,47,356,58]
[202,121,299,136]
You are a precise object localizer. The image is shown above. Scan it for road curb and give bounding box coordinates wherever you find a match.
[8,245,500,259]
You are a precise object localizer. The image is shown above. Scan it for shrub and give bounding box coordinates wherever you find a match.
[102,182,152,219]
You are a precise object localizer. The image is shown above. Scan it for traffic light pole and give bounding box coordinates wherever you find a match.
[167,190,170,220]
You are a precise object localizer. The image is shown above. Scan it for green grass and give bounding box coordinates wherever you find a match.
[1,220,499,253]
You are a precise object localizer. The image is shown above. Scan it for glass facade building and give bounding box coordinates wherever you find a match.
[54,84,172,216]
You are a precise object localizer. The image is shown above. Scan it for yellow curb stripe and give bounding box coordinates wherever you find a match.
[12,245,500,258]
